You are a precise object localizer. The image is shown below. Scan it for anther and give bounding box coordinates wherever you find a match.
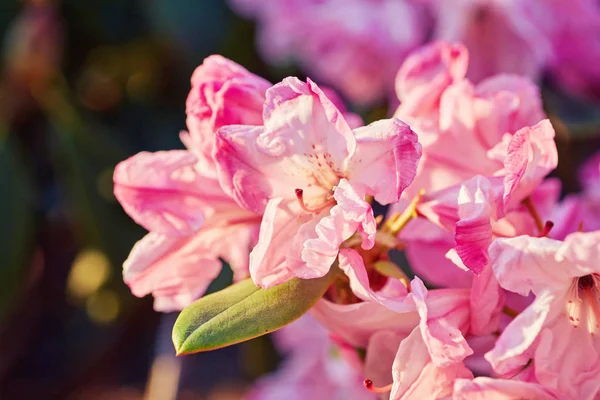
[363,379,392,394]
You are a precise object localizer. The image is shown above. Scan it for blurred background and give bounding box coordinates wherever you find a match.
[0,1,288,399]
[1,1,600,399]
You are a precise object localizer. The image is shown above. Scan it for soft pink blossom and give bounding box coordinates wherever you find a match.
[228,0,427,105]
[215,77,421,288]
[486,231,600,400]
[114,56,270,310]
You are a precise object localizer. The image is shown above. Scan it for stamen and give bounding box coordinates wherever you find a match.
[363,379,392,394]
[294,188,335,214]
[537,221,554,237]
[566,274,600,334]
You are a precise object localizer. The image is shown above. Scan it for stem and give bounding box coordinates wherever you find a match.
[522,197,544,234]
[386,190,424,236]
[503,306,519,318]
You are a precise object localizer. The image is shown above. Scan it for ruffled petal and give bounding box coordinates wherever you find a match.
[338,249,413,313]
[489,235,569,296]
[390,327,473,400]
[249,197,308,288]
[411,278,473,366]
[502,119,558,208]
[485,291,555,376]
[453,377,559,400]
[301,179,376,276]
[123,231,222,312]
[348,118,421,205]
[394,41,468,119]
[113,150,215,236]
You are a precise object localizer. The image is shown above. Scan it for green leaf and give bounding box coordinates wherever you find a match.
[172,265,339,355]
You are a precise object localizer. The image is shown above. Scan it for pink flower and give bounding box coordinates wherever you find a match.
[113,56,269,311]
[453,377,559,400]
[416,119,558,274]
[228,0,427,105]
[486,231,600,400]
[215,77,421,288]
[422,0,551,83]
[531,0,600,98]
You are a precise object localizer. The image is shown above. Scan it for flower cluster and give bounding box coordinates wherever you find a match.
[114,41,600,399]
[229,0,600,104]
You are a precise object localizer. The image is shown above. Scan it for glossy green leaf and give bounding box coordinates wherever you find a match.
[172,265,339,355]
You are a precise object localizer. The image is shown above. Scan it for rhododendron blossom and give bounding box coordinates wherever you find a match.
[214,77,421,288]
[488,231,600,400]
[111,33,600,399]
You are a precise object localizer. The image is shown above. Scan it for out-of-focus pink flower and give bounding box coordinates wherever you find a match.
[453,377,559,400]
[395,41,469,120]
[245,314,374,400]
[114,56,269,311]
[215,77,421,288]
[486,231,600,400]
[526,0,600,98]
[228,0,428,105]
[422,0,551,83]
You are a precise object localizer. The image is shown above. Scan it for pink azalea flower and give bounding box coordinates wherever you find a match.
[453,377,559,400]
[486,231,600,400]
[529,0,600,98]
[214,77,421,288]
[416,118,558,274]
[421,0,551,83]
[228,0,428,105]
[113,56,269,311]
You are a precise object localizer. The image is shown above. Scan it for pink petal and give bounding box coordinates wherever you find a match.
[405,236,474,289]
[347,118,421,205]
[301,179,376,276]
[249,197,308,288]
[123,232,223,312]
[390,327,473,400]
[411,278,473,366]
[113,150,215,236]
[502,119,558,208]
[214,78,357,214]
[310,299,419,348]
[337,249,413,313]
[485,291,555,376]
[453,377,558,400]
[474,74,545,149]
[394,41,468,119]
[488,235,569,296]
[184,55,270,174]
[469,265,504,336]
[262,77,356,168]
[454,176,496,274]
[555,231,600,274]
